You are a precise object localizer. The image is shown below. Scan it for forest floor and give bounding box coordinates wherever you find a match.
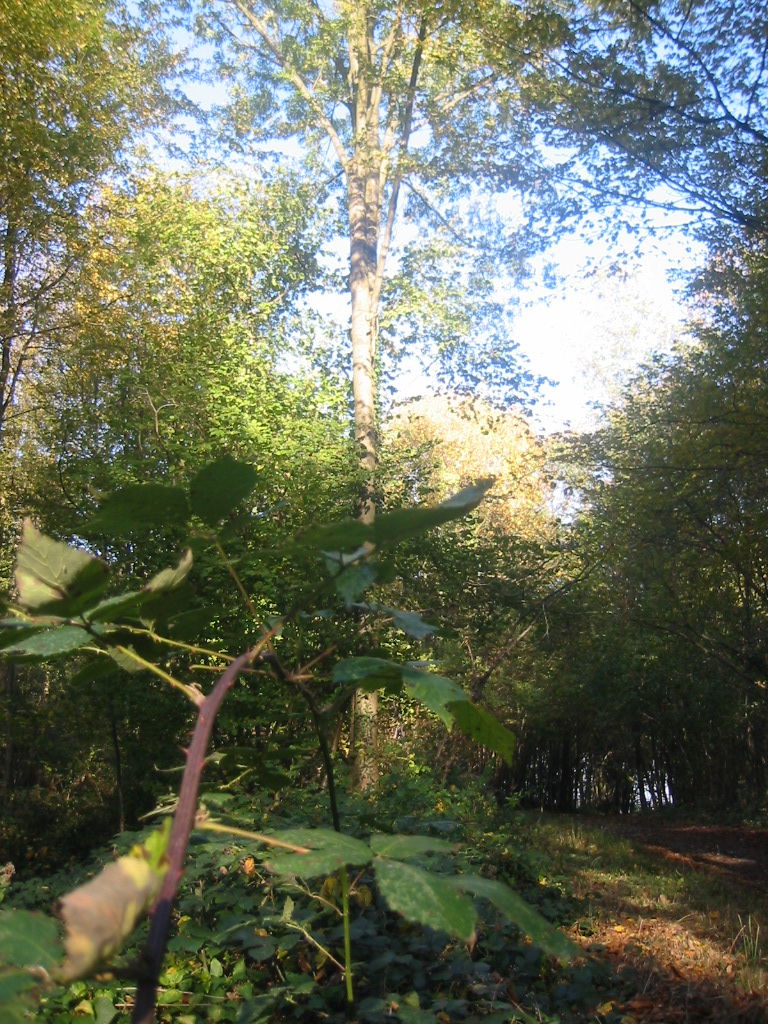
[594,816,768,892]
[523,812,768,1023]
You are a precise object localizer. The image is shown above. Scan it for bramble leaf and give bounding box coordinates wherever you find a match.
[332,657,405,693]
[403,668,467,728]
[450,875,578,961]
[371,479,494,546]
[144,549,194,592]
[0,909,62,970]
[374,859,476,941]
[1,625,97,662]
[84,485,189,535]
[287,480,493,555]
[189,456,259,526]
[355,603,438,638]
[368,835,455,859]
[15,521,107,615]
[447,700,516,764]
[265,829,371,877]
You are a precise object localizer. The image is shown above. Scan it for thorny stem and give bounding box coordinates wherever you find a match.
[132,634,280,1024]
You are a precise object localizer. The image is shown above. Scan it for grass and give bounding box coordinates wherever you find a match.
[508,811,768,1022]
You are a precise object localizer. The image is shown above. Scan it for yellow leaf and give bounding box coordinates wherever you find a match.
[55,826,169,982]
[321,875,340,900]
[353,884,372,908]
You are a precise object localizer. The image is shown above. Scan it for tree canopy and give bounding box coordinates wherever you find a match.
[0,0,180,446]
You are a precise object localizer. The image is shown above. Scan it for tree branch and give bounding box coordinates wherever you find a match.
[227,0,350,172]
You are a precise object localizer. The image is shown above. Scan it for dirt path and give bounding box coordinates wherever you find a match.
[589,816,768,891]
[560,814,768,1022]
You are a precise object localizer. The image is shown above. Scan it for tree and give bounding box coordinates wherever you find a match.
[0,0,178,448]
[188,0,574,785]
[22,167,348,514]
[520,0,768,249]
[0,166,361,855]
[526,240,768,811]
[380,395,566,778]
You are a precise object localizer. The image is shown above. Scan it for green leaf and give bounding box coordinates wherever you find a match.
[137,587,193,632]
[84,591,146,623]
[333,563,377,606]
[144,549,193,592]
[287,480,493,555]
[371,479,494,546]
[0,909,62,970]
[362,604,438,638]
[68,658,117,687]
[107,645,143,674]
[447,701,516,764]
[189,457,259,526]
[85,485,189,535]
[15,520,108,615]
[288,519,371,554]
[83,552,193,625]
[1,625,94,662]
[0,968,40,1022]
[368,835,455,859]
[332,657,405,694]
[0,621,50,651]
[450,875,578,961]
[143,818,172,872]
[402,668,467,727]
[265,828,371,877]
[93,995,119,1024]
[165,607,217,640]
[374,859,476,941]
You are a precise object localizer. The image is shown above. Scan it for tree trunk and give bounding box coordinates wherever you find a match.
[109,699,125,833]
[348,155,381,790]
[345,4,387,791]
[0,218,19,447]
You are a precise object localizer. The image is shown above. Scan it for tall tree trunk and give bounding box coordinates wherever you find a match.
[228,0,426,791]
[346,5,387,791]
[0,218,19,447]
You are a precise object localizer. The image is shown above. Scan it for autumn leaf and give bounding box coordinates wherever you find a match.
[55,822,170,982]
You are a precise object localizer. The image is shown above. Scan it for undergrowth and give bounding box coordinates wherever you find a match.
[5,755,768,1024]
[3,768,602,1024]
